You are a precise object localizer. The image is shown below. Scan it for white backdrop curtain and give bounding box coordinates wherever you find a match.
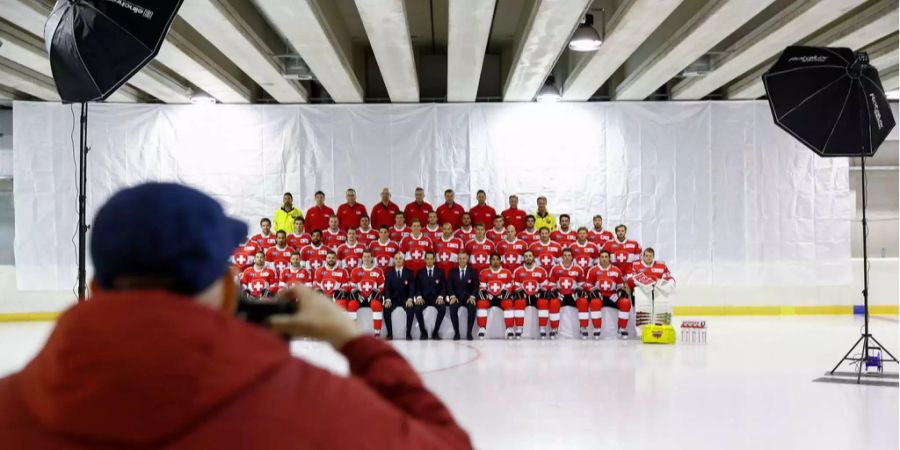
[13,101,851,290]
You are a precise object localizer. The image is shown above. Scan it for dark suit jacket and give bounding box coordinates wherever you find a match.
[447,265,479,301]
[384,267,415,304]
[415,266,446,300]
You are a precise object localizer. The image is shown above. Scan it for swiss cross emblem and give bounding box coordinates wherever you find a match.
[252,281,264,292]
[378,256,389,266]
[235,255,246,265]
[601,281,612,291]
[524,281,538,295]
[489,281,502,295]
[541,255,551,266]
[476,254,487,264]
[439,253,450,261]
[504,254,517,264]
[412,250,422,259]
[362,282,373,292]
[276,261,287,271]
[561,279,572,290]
[615,253,626,262]
[347,259,358,267]
[323,280,335,292]
[311,260,322,269]
[577,257,588,266]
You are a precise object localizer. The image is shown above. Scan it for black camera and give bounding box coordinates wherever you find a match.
[235,291,298,327]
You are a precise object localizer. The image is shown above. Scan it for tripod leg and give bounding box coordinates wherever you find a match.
[830,334,864,374]
[856,336,869,383]
[867,335,899,362]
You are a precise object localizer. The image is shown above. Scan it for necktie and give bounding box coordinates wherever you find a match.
[460,267,464,280]
[428,269,433,278]
[397,269,401,279]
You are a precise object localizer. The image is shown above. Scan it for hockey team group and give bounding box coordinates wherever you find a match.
[232,188,675,340]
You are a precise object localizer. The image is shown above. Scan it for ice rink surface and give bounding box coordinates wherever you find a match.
[1,315,897,450]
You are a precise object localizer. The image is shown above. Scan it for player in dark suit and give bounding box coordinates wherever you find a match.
[384,252,419,340]
[415,252,446,340]
[447,251,480,340]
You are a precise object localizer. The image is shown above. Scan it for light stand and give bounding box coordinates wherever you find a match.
[828,156,898,382]
[76,102,89,301]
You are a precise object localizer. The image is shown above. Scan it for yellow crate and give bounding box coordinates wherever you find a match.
[641,324,677,344]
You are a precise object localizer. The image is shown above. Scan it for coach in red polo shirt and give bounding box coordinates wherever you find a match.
[501,194,527,233]
[371,187,400,229]
[436,188,465,229]
[305,191,334,232]
[468,190,496,228]
[337,188,367,231]
[404,187,433,226]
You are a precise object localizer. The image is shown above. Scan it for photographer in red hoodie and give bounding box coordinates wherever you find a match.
[0,183,472,450]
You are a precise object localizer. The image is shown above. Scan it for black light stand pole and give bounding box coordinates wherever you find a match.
[77,102,88,301]
[829,156,898,382]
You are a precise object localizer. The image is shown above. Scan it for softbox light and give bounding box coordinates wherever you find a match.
[762,46,895,157]
[44,0,183,102]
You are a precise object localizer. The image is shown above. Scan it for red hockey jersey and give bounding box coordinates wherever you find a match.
[530,240,563,268]
[570,241,599,270]
[322,229,347,251]
[512,265,548,296]
[286,232,311,250]
[603,239,642,272]
[548,263,585,296]
[337,242,366,270]
[465,238,495,272]
[517,229,540,246]
[454,226,476,244]
[587,228,614,246]
[355,227,379,246]
[433,236,464,275]
[550,229,577,248]
[627,260,673,286]
[584,265,624,297]
[389,225,411,244]
[369,240,401,271]
[299,243,329,272]
[240,266,278,297]
[496,238,528,270]
[485,227,507,243]
[250,232,277,249]
[265,245,295,273]
[400,234,433,269]
[350,266,385,297]
[231,242,261,271]
[479,267,513,297]
[423,225,443,242]
[314,265,350,297]
[280,266,312,289]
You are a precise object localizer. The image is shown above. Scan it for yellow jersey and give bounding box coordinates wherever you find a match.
[274,207,303,234]
[532,211,557,232]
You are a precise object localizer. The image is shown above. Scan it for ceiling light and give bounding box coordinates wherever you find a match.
[885,90,899,100]
[190,91,216,105]
[569,14,602,52]
[536,76,560,102]
[275,54,314,81]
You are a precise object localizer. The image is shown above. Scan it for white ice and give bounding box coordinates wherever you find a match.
[1,315,897,450]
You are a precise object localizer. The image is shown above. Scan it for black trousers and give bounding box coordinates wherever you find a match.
[448,301,477,338]
[383,300,426,338]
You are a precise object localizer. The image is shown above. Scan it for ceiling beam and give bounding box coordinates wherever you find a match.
[504,0,592,101]
[615,0,774,100]
[672,0,866,100]
[0,56,60,100]
[0,0,196,103]
[865,34,899,73]
[0,85,18,100]
[447,0,496,102]
[354,0,419,102]
[726,0,899,99]
[0,20,140,102]
[562,0,681,101]
[178,0,307,103]
[880,65,898,91]
[256,0,364,103]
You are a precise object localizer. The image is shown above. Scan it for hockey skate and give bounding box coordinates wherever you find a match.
[505,328,515,340]
[549,329,558,340]
[580,327,589,340]
[593,330,601,340]
[539,328,547,340]
[477,328,486,339]
[618,328,629,338]
[515,327,523,339]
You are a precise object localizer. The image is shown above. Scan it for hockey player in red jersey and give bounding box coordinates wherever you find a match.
[517,215,540,245]
[355,215,379,246]
[336,228,366,270]
[231,238,261,273]
[477,254,514,339]
[584,250,630,338]
[512,250,548,339]
[496,225,527,271]
[570,227,600,271]
[279,252,312,291]
[250,217,277,249]
[485,215,506,243]
[550,214,577,247]
[603,224,642,273]
[626,248,675,332]
[548,248,589,339]
[400,219,433,275]
[433,222,464,277]
[299,229,329,273]
[465,223,495,273]
[264,230,295,273]
[314,251,351,307]
[286,216,312,250]
[454,212,476,243]
[423,211,442,241]
[587,214,614,245]
[389,212,412,243]
[369,226,401,272]
[349,250,387,336]
[530,227,563,268]
[322,216,347,251]
[240,251,278,298]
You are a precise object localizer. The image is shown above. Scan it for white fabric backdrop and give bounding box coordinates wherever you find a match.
[13,101,851,290]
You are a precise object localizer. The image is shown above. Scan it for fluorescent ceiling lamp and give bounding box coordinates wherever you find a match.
[190,91,216,105]
[569,13,602,52]
[536,76,560,102]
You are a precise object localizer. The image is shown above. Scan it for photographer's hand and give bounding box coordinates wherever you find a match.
[269,284,363,350]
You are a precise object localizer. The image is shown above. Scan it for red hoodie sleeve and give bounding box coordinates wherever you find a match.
[296,336,472,449]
